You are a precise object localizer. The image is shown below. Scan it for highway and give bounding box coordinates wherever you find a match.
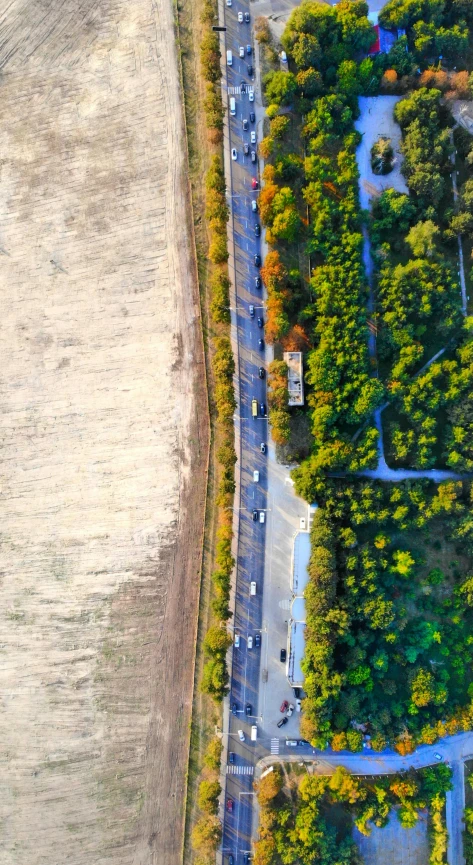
[218,0,268,862]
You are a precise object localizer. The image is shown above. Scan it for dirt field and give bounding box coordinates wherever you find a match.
[353,809,429,865]
[0,1,209,864]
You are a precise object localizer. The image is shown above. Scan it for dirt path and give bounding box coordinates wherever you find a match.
[0,1,208,863]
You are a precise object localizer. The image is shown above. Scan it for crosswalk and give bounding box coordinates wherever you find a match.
[270,738,280,755]
[228,86,255,96]
[227,764,254,775]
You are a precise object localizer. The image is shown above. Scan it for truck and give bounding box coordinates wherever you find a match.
[251,398,258,418]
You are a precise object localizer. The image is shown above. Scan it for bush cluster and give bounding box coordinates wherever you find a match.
[200,10,224,142]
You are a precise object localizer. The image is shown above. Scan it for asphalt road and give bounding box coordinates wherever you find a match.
[219,1,268,862]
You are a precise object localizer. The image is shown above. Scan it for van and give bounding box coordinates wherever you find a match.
[251,398,258,418]
[250,581,256,595]
[229,97,236,116]
[253,470,259,483]
[286,740,298,747]
[235,633,240,647]
[251,725,258,741]
[227,50,233,66]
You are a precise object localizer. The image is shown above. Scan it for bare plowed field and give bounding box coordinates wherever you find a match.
[0,1,208,864]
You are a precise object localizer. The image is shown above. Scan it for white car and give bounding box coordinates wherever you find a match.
[226,0,232,4]
[235,633,240,647]
[300,517,306,530]
[249,89,254,102]
[259,511,265,523]
[239,46,245,58]
[238,729,245,742]
[286,703,294,717]
[286,739,298,747]
[231,148,237,160]
[251,199,258,212]
[238,11,243,22]
[281,50,287,62]
[250,130,256,144]
[253,470,259,483]
[296,699,302,712]
[248,635,253,649]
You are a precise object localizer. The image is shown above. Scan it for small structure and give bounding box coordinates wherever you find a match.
[283,351,304,406]
[367,12,405,55]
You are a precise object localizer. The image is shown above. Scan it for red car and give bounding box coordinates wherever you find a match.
[280,700,289,713]
[251,177,258,189]
[226,798,233,812]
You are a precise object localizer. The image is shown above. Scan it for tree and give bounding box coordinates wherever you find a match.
[191,815,222,855]
[203,626,232,656]
[292,32,321,68]
[371,137,394,175]
[210,270,230,324]
[203,737,223,771]
[270,115,290,140]
[203,84,224,131]
[256,768,283,805]
[200,32,221,83]
[328,766,365,804]
[405,220,440,258]
[296,67,323,97]
[264,71,298,106]
[197,779,221,814]
[200,657,229,700]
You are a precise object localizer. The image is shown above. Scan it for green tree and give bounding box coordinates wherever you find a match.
[264,71,298,106]
[197,779,221,814]
[203,626,232,656]
[405,220,440,258]
[191,815,222,855]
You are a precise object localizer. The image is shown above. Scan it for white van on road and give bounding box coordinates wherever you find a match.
[227,50,233,66]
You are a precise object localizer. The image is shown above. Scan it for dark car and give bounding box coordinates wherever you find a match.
[229,856,234,865]
[243,142,249,155]
[255,633,261,647]
[245,11,250,22]
[229,751,235,763]
[254,223,261,236]
[226,798,233,812]
[257,316,263,328]
[240,81,247,93]
[260,442,267,454]
[250,111,255,123]
[260,402,266,416]
[258,338,264,351]
[232,702,237,715]
[252,509,258,521]
[254,253,261,267]
[277,716,289,728]
[251,177,258,189]
[258,367,265,379]
[243,855,250,864]
[247,63,253,75]
[242,118,249,131]
[280,648,287,663]
[246,703,252,716]
[293,687,301,699]
[255,276,262,289]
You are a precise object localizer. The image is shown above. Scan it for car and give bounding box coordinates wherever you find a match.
[254,223,260,236]
[260,442,266,454]
[286,703,294,717]
[258,338,264,351]
[245,11,250,22]
[249,303,255,316]
[250,130,256,144]
[253,469,259,482]
[238,729,245,742]
[243,142,249,155]
[229,855,234,865]
[250,581,256,595]
[280,648,287,663]
[277,716,288,728]
[246,703,252,716]
[259,401,266,415]
[286,739,298,747]
[298,739,311,746]
[242,118,249,131]
[225,796,233,810]
[257,316,263,328]
[226,0,231,5]
[243,855,250,864]
[280,700,289,713]
[296,699,302,712]
[300,517,306,530]
[255,276,262,288]
[251,199,258,212]
[258,367,265,379]
[239,46,245,58]
[231,148,237,161]
[251,177,258,189]
[240,81,247,93]
[232,702,237,715]
[247,44,252,54]
[293,687,301,699]
[249,89,254,102]
[255,633,261,647]
[238,10,243,21]
[434,753,443,761]
[229,751,235,763]
[250,111,255,123]
[252,509,258,521]
[251,150,257,163]
[259,511,265,523]
[254,253,261,266]
[235,633,240,647]
[281,50,288,62]
[248,635,253,649]
[247,63,253,75]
